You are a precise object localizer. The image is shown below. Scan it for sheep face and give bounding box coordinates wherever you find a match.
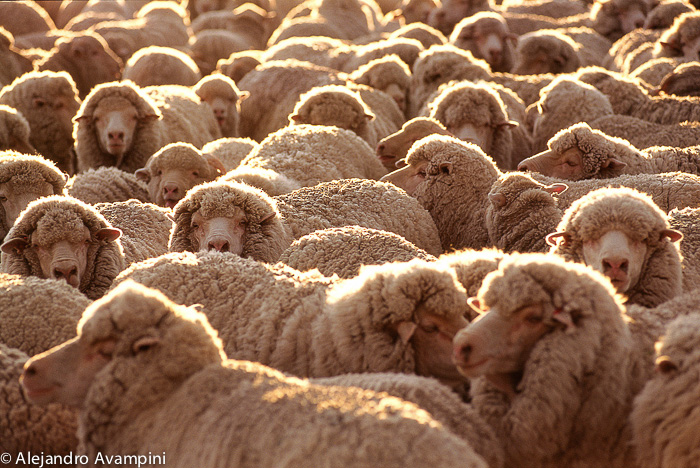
[54,35,123,98]
[409,306,469,386]
[91,97,139,163]
[581,230,648,293]
[518,147,586,180]
[380,158,428,195]
[453,302,558,397]
[0,180,55,229]
[451,17,515,73]
[400,0,439,24]
[199,94,241,137]
[658,64,700,97]
[20,335,113,407]
[591,0,648,41]
[376,119,452,170]
[138,163,219,209]
[189,207,248,254]
[427,0,490,35]
[1,224,121,289]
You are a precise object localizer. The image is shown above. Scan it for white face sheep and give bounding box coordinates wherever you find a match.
[547,187,684,307]
[193,74,249,138]
[1,196,124,299]
[20,280,489,468]
[89,96,141,166]
[450,12,516,73]
[452,252,649,467]
[135,143,225,208]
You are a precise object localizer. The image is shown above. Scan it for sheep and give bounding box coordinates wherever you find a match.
[89,1,191,62]
[313,372,504,468]
[591,117,700,152]
[193,74,250,138]
[426,80,528,170]
[0,152,67,241]
[0,196,124,300]
[547,187,684,307]
[0,272,89,356]
[485,172,566,253]
[667,206,700,292]
[93,199,173,265]
[383,134,700,253]
[33,31,123,99]
[511,29,586,75]
[289,85,388,147]
[340,37,424,73]
[73,81,221,173]
[0,105,36,155]
[387,22,447,49]
[114,253,468,386]
[190,4,276,50]
[630,313,700,468]
[0,27,34,87]
[437,247,506,297]
[630,57,686,88]
[0,71,81,175]
[188,29,252,77]
[201,136,257,171]
[1,344,78,464]
[220,166,302,196]
[449,12,516,73]
[381,135,501,251]
[282,0,376,42]
[348,54,412,113]
[426,0,491,36]
[65,166,150,205]
[644,0,697,30]
[375,117,452,170]
[519,122,700,179]
[656,61,700,97]
[134,142,226,208]
[169,178,444,260]
[393,0,439,24]
[453,253,650,468]
[122,45,202,87]
[239,124,386,187]
[261,35,352,70]
[278,225,436,278]
[267,15,350,45]
[215,50,262,83]
[0,0,55,37]
[21,280,489,468]
[237,59,346,141]
[653,10,700,61]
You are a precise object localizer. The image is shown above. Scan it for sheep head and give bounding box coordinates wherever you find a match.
[450,12,516,73]
[21,280,225,408]
[376,117,452,171]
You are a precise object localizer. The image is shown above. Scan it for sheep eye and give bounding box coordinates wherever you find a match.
[565,161,578,167]
[525,314,543,324]
[54,101,64,110]
[0,195,6,202]
[157,170,162,176]
[191,222,200,229]
[420,323,439,333]
[192,171,200,177]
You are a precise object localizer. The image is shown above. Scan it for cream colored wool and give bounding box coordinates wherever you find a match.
[66,167,150,205]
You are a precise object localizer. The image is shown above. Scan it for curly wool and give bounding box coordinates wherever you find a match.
[1,196,125,300]
[222,166,301,196]
[551,187,683,307]
[123,46,202,87]
[437,247,506,297]
[278,226,436,278]
[0,273,89,356]
[0,344,78,459]
[169,180,291,264]
[66,167,150,204]
[428,81,515,170]
[143,142,223,184]
[348,54,412,93]
[202,137,257,171]
[631,312,700,468]
[470,253,645,468]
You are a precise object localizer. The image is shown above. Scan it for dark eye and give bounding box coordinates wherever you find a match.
[565,161,578,167]
[192,171,200,177]
[526,314,543,324]
[157,170,162,176]
[421,323,438,333]
[191,222,200,229]
[0,195,6,202]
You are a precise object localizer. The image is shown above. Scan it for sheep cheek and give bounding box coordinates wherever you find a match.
[413,312,469,386]
[449,123,492,151]
[582,230,647,293]
[380,164,425,196]
[156,168,199,208]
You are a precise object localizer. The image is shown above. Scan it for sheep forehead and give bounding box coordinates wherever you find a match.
[33,211,93,245]
[151,147,207,171]
[93,96,137,114]
[0,159,62,187]
[190,184,276,221]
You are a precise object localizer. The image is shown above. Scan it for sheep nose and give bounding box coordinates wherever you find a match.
[489,50,501,63]
[53,265,79,287]
[208,239,230,252]
[163,183,179,195]
[376,143,385,154]
[634,18,644,28]
[603,257,628,273]
[23,362,37,377]
[453,342,472,364]
[213,108,225,118]
[108,131,124,142]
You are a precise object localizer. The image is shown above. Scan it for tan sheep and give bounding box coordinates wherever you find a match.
[201,136,257,171]
[220,166,301,196]
[657,61,700,97]
[653,10,700,60]
[188,29,252,77]
[449,12,516,73]
[215,50,262,83]
[0,71,81,175]
[193,74,249,138]
[34,30,123,99]
[388,22,447,49]
[511,29,587,75]
[73,81,221,173]
[122,46,202,87]
[0,27,34,87]
[135,142,226,208]
[0,0,55,37]
[376,116,452,170]
[190,4,276,50]
[0,105,35,155]
[348,54,412,113]
[66,166,151,205]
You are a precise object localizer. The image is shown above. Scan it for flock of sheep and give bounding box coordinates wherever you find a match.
[1,0,700,466]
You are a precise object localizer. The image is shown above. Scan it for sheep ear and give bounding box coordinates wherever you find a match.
[498,120,519,129]
[552,308,576,334]
[543,183,568,194]
[395,321,418,344]
[489,192,507,207]
[467,297,484,314]
[655,355,677,374]
[203,154,227,176]
[132,336,160,354]
[364,112,375,121]
[95,227,122,242]
[601,157,627,170]
[134,168,150,182]
[290,114,302,122]
[661,229,683,243]
[1,237,29,255]
[95,339,116,359]
[259,210,276,224]
[660,40,681,52]
[438,161,452,175]
[238,91,250,102]
[546,231,570,247]
[139,113,160,122]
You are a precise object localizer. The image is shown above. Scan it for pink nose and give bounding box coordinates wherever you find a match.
[603,257,628,273]
[53,265,79,287]
[452,341,472,365]
[214,108,225,118]
[108,131,124,142]
[208,239,230,252]
[163,183,179,196]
